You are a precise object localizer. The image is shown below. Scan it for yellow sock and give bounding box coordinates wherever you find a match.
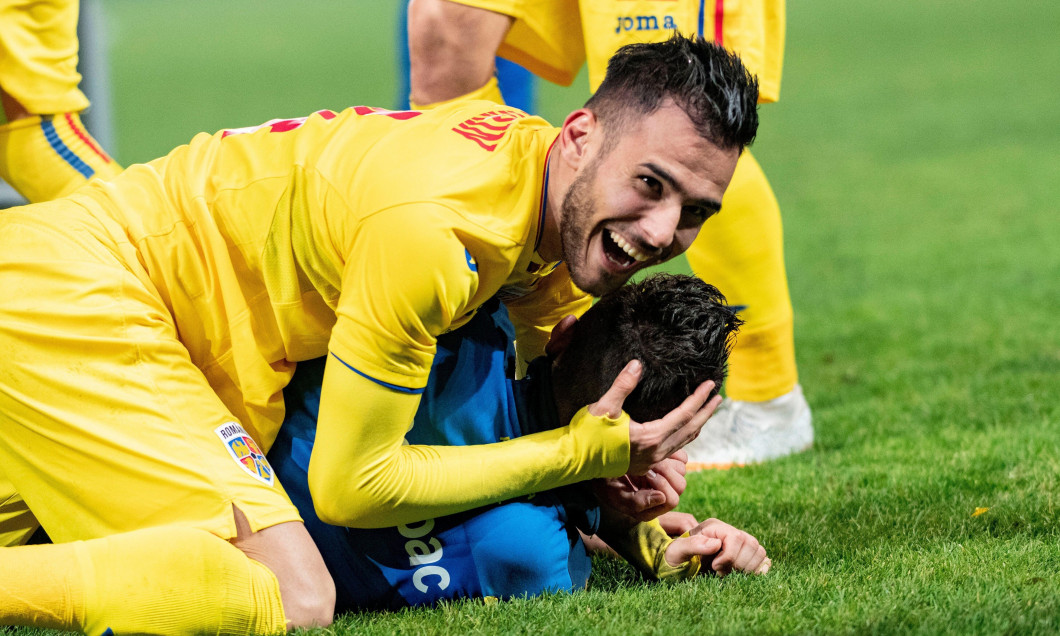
[686,150,798,402]
[0,110,122,203]
[410,76,505,110]
[0,525,287,635]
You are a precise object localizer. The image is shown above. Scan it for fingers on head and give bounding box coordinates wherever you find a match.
[617,359,642,389]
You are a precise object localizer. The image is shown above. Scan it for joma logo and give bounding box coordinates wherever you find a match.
[615,14,677,33]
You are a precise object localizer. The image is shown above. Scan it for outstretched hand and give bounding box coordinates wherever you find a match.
[665,518,770,576]
[589,359,723,475]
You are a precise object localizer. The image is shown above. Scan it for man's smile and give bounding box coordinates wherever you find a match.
[601,228,652,272]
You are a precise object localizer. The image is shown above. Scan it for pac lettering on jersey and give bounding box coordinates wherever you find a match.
[397,518,451,593]
[614,13,678,34]
[452,109,528,151]
[215,422,275,486]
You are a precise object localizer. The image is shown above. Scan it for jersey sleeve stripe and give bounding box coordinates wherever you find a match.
[328,352,426,394]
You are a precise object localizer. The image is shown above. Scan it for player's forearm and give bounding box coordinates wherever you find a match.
[314,420,626,528]
[308,364,630,528]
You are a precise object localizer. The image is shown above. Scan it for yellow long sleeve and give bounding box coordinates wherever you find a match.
[308,356,630,528]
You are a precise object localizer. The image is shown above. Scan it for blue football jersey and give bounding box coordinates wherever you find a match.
[269,302,594,612]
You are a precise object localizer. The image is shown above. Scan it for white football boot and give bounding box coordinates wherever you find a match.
[686,384,813,471]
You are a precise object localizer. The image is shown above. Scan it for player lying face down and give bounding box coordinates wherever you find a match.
[270,275,768,612]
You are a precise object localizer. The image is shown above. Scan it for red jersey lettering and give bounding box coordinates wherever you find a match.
[452,109,528,151]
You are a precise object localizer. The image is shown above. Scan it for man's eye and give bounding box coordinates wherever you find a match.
[683,206,712,222]
[638,176,663,196]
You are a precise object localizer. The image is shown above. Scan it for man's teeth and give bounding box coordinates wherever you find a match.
[610,230,649,262]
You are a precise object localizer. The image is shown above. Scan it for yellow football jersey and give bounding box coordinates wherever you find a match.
[67,101,587,447]
[449,0,587,86]
[0,101,620,540]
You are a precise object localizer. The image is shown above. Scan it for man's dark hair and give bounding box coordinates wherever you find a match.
[552,274,743,423]
[585,33,759,151]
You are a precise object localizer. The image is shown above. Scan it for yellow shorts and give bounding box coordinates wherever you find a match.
[450,0,586,86]
[0,203,300,546]
[455,0,784,101]
[0,0,89,114]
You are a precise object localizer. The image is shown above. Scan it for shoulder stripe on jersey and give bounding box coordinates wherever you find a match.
[40,116,94,179]
[329,352,425,394]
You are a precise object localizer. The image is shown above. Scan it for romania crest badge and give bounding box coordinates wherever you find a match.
[215,422,274,486]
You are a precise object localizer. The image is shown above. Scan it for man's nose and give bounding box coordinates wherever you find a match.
[639,203,682,250]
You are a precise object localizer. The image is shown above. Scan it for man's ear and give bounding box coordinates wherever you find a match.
[557,108,597,171]
[545,314,579,359]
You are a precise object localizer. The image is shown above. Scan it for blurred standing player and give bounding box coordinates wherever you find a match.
[0,0,121,202]
[0,36,757,634]
[407,0,813,469]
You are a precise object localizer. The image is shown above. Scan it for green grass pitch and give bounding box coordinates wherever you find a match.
[14,0,1060,633]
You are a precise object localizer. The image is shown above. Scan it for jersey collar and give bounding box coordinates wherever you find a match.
[529,136,562,275]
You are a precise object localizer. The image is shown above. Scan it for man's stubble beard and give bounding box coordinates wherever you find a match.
[558,155,624,296]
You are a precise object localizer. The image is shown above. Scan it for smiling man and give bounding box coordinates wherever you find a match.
[0,34,757,635]
[542,100,736,296]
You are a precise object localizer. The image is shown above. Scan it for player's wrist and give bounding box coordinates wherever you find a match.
[656,531,703,580]
[567,405,631,478]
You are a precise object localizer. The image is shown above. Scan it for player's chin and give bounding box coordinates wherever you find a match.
[569,258,636,296]
[569,234,649,294]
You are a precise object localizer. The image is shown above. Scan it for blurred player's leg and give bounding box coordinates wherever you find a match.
[683,151,812,469]
[398,2,535,112]
[407,0,512,106]
[0,0,121,203]
[0,525,287,635]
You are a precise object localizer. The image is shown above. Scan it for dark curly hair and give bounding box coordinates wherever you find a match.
[552,274,743,423]
[585,32,759,152]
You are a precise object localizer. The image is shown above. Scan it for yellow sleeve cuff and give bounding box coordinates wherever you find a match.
[654,530,702,581]
[604,518,702,582]
[565,405,631,479]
